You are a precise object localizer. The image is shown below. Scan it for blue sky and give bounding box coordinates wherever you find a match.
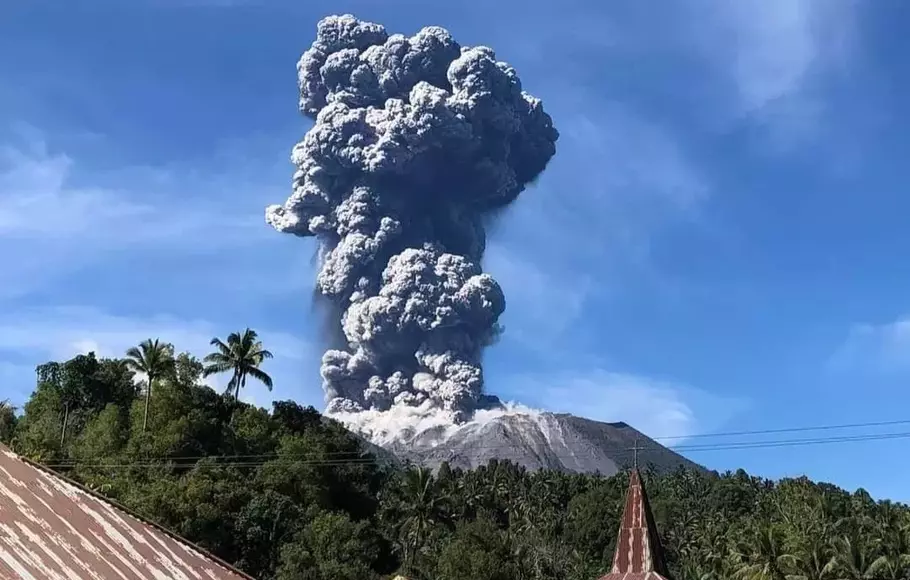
[2,0,910,500]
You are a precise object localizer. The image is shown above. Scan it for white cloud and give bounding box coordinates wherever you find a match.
[516,0,858,145]
[0,146,149,239]
[535,106,709,258]
[0,139,268,244]
[719,2,824,110]
[499,368,746,441]
[693,0,857,145]
[0,305,319,407]
[829,318,910,374]
[483,104,710,340]
[564,108,708,213]
[0,129,321,410]
[0,306,307,360]
[0,133,291,301]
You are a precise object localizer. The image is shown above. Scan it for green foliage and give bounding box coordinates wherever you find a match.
[275,511,381,580]
[16,379,66,461]
[125,339,176,431]
[0,400,16,444]
[435,516,518,580]
[8,344,910,580]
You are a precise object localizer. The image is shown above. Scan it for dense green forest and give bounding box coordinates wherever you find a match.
[2,333,909,580]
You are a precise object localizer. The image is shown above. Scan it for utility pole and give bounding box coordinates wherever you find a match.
[629,437,644,470]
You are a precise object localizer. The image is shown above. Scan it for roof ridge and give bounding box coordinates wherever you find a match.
[7,445,257,580]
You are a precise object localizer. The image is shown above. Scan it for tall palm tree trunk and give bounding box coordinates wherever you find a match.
[230,369,240,400]
[60,403,69,447]
[143,377,152,431]
[236,373,246,401]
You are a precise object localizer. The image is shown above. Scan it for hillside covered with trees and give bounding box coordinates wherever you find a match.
[1,334,908,580]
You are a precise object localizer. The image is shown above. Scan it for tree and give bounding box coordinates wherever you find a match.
[271,401,322,435]
[0,400,16,445]
[235,490,304,577]
[868,505,910,580]
[435,516,517,580]
[387,467,449,575]
[172,353,205,390]
[834,530,880,580]
[37,355,99,447]
[124,339,176,431]
[733,524,793,580]
[10,340,910,580]
[202,329,273,400]
[275,511,381,580]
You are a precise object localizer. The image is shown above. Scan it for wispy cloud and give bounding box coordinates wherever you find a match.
[829,317,910,375]
[529,0,860,150]
[498,368,747,441]
[0,135,271,244]
[712,0,852,110]
[486,0,861,345]
[0,146,148,239]
[0,131,295,299]
[485,104,710,339]
[0,128,322,408]
[0,127,316,300]
[693,0,858,147]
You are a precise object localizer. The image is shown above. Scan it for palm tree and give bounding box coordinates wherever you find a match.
[788,534,838,580]
[202,329,273,400]
[733,524,793,580]
[834,531,880,580]
[868,510,910,580]
[124,339,175,432]
[395,467,448,574]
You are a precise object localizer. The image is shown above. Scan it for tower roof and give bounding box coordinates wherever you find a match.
[599,469,671,580]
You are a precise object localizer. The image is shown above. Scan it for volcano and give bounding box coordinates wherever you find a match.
[379,412,703,475]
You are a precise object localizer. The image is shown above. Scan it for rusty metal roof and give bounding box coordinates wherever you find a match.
[0,445,254,580]
[599,469,671,580]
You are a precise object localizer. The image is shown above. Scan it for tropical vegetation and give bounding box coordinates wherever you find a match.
[2,336,908,580]
[203,329,274,400]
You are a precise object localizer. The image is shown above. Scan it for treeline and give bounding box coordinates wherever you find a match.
[2,333,909,580]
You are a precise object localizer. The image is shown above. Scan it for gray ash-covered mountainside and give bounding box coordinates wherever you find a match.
[381,412,703,475]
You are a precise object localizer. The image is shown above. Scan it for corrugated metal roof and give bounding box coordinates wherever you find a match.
[0,445,254,580]
[599,469,671,580]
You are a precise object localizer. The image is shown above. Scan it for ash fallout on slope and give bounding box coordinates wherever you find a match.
[266,15,559,425]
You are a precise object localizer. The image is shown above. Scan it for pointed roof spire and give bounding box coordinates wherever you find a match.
[598,469,671,580]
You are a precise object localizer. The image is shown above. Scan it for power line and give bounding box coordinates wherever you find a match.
[35,416,910,468]
[41,428,910,471]
[651,418,910,441]
[673,430,910,451]
[43,458,379,470]
[44,415,910,465]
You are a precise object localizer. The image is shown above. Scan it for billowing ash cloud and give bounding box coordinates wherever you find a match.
[266,14,559,424]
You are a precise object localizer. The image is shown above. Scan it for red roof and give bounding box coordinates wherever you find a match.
[0,445,253,580]
[599,469,671,580]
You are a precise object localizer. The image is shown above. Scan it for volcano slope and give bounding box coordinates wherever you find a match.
[381,412,704,475]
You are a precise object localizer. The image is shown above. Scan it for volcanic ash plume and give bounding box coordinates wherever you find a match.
[266,14,559,427]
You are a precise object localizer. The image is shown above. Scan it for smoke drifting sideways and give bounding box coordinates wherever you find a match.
[266,14,559,437]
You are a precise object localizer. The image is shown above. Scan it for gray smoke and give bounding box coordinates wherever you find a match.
[266,14,558,424]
